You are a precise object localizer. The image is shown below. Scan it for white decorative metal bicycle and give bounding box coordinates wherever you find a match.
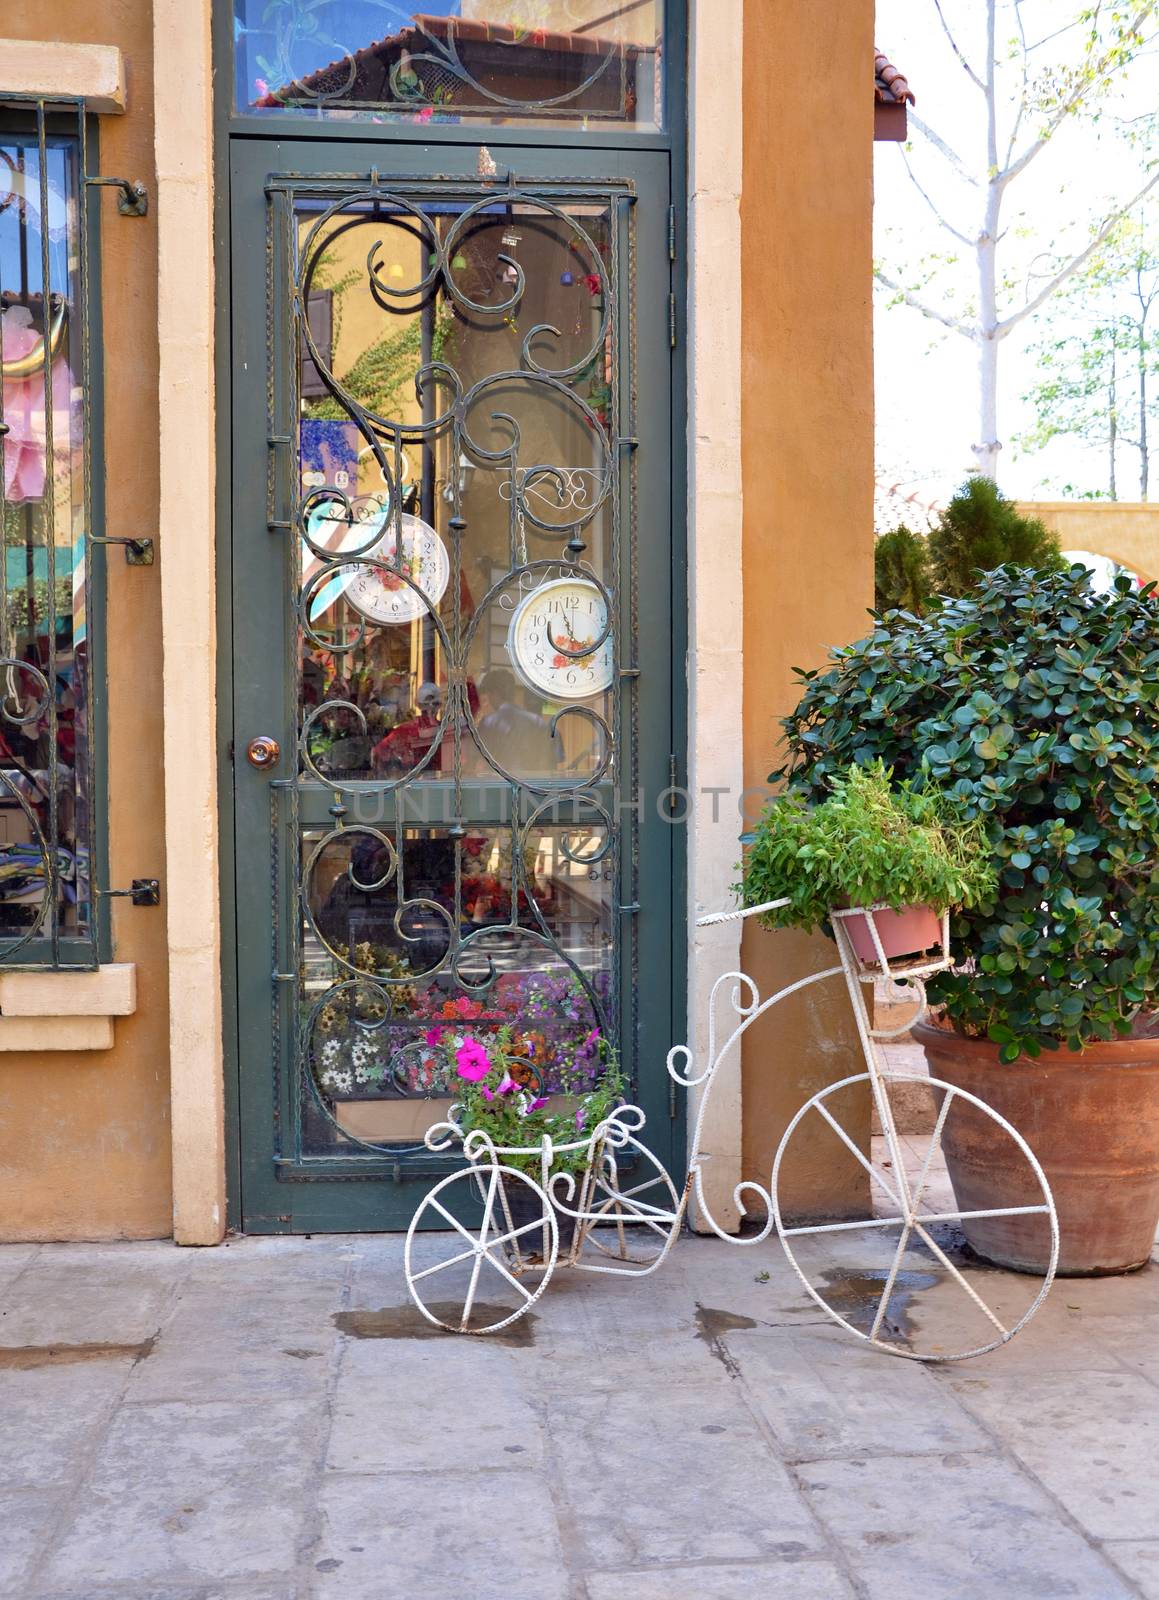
[405,902,1059,1360]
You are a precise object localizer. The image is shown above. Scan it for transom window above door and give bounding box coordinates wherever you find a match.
[232,1,666,130]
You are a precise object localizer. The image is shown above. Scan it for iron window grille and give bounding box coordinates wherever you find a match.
[0,94,145,969]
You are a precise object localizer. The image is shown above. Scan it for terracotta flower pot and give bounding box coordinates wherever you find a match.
[914,1019,1159,1276]
[842,904,942,965]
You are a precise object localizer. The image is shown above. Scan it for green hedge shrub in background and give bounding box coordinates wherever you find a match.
[774,565,1159,1061]
[927,477,1066,596]
[874,525,934,616]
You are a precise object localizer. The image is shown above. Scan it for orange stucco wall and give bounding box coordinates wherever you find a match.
[0,2,171,1239]
[739,0,875,1212]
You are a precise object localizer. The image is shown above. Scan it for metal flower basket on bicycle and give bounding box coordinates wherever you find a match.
[405,1103,685,1335]
[406,900,1059,1360]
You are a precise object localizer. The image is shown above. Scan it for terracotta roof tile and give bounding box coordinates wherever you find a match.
[875,48,915,106]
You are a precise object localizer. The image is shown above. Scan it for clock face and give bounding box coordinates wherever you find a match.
[507,577,614,700]
[343,514,451,627]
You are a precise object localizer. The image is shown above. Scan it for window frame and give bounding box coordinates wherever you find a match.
[0,96,109,971]
[219,0,684,152]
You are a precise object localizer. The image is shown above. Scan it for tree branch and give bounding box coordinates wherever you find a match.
[899,149,974,246]
[999,167,1159,335]
[998,3,1159,189]
[1005,0,1032,167]
[931,0,985,89]
[907,113,979,187]
[875,269,978,337]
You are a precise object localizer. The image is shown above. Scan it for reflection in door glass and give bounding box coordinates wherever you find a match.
[234,1,664,130]
[280,177,631,1161]
[297,193,614,792]
[299,820,613,1153]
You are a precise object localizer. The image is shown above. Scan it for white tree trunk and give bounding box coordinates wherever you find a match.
[971,2,1002,483]
[974,335,1001,481]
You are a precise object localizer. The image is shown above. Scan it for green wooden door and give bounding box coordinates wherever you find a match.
[229,138,679,1231]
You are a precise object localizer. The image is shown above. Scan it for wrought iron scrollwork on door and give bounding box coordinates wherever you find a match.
[266,173,638,1167]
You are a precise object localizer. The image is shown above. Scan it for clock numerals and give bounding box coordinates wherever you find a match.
[343,514,450,628]
[507,578,614,701]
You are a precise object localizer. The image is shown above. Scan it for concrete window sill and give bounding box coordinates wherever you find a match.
[0,964,137,1052]
[0,41,126,113]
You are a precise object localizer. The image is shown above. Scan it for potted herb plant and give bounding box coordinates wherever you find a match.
[740,761,995,963]
[775,565,1159,1274]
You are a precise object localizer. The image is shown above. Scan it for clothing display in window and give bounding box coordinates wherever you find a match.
[2,302,76,504]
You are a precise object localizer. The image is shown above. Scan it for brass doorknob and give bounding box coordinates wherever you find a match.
[245,735,281,769]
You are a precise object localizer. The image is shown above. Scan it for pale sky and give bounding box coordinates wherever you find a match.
[873,1,1159,525]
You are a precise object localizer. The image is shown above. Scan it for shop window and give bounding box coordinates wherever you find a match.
[0,112,99,965]
[233,1,665,130]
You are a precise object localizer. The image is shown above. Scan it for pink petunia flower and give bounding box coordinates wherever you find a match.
[455,1038,491,1082]
[575,1107,587,1132]
[496,1074,518,1096]
[423,1026,445,1047]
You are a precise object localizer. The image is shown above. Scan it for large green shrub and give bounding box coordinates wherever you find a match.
[774,566,1159,1060]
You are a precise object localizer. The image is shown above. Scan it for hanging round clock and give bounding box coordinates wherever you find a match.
[344,513,451,627]
[507,576,614,700]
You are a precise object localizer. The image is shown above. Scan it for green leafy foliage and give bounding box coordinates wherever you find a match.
[451,1026,624,1177]
[874,525,935,616]
[927,478,1066,596]
[303,304,454,423]
[740,762,995,937]
[774,565,1159,1060]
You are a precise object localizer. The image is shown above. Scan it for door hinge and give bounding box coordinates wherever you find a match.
[668,753,680,812]
[668,292,677,349]
[667,203,677,262]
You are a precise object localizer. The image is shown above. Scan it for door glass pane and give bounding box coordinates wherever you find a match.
[281,178,628,1163]
[0,135,91,947]
[235,2,665,131]
[300,818,612,1153]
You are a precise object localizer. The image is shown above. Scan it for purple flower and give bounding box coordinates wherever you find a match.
[575,1107,587,1133]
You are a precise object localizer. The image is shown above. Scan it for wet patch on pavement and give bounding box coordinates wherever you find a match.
[0,1335,155,1369]
[334,1304,537,1346]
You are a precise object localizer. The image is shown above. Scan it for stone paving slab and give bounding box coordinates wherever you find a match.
[735,1324,990,1459]
[313,1468,571,1600]
[0,1231,1155,1599]
[795,1452,1138,1599]
[946,1367,1159,1541]
[0,1359,133,1490]
[585,1558,857,1599]
[39,1398,321,1591]
[1104,1540,1159,1599]
[543,1376,825,1568]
